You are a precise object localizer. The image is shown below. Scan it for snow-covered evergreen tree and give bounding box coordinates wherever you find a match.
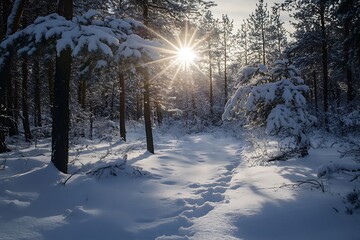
[223,59,316,156]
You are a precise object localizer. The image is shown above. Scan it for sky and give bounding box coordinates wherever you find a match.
[211,0,293,32]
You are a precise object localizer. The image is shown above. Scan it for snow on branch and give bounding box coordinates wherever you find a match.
[0,10,159,65]
[223,60,316,156]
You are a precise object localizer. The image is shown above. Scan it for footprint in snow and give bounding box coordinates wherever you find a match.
[182,202,214,218]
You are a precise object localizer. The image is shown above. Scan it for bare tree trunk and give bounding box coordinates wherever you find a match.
[208,40,213,116]
[0,0,26,151]
[51,0,73,173]
[343,19,354,103]
[78,74,86,110]
[155,99,163,125]
[320,0,329,114]
[22,56,31,142]
[136,92,141,121]
[223,30,228,103]
[47,59,54,117]
[261,23,266,65]
[6,60,18,136]
[110,82,115,120]
[142,68,154,153]
[89,102,93,140]
[142,2,154,154]
[312,70,318,111]
[6,0,27,136]
[33,60,42,127]
[118,70,126,141]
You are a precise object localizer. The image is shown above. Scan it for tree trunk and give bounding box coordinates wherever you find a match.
[0,0,27,151]
[343,19,354,103]
[208,40,213,116]
[320,0,329,114]
[6,57,18,136]
[33,60,42,127]
[312,70,318,111]
[143,69,154,154]
[110,82,115,120]
[51,0,73,174]
[142,2,154,154]
[261,23,266,65]
[89,102,93,140]
[78,74,86,110]
[223,30,228,103]
[118,71,126,141]
[22,56,31,142]
[136,92,141,121]
[0,57,10,153]
[47,59,54,117]
[155,99,163,125]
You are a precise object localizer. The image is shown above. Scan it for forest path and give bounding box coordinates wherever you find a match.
[129,132,244,239]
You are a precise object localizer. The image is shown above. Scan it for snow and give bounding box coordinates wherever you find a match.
[1,127,359,239]
[0,11,159,66]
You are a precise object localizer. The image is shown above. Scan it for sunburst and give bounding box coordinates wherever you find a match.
[140,22,210,87]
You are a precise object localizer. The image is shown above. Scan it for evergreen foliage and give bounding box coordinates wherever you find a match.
[223,60,316,155]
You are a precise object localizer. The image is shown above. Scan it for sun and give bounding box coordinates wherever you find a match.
[138,22,210,86]
[177,47,196,65]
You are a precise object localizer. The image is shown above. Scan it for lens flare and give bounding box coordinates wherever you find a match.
[177,47,196,65]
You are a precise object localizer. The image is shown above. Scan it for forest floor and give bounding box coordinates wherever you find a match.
[0,125,360,240]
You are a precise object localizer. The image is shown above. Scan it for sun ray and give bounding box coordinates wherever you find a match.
[137,22,211,86]
[148,61,179,85]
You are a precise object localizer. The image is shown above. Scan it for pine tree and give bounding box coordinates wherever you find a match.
[223,60,316,156]
[247,0,271,65]
[220,14,234,103]
[51,0,73,173]
[268,6,287,62]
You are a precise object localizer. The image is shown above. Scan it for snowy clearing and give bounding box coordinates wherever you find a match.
[0,128,359,240]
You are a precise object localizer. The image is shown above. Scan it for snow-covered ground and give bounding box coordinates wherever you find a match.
[0,127,359,240]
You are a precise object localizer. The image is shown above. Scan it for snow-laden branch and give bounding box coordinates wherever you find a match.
[0,10,159,66]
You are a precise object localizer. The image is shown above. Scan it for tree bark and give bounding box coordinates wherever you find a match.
[33,60,42,127]
[343,18,354,103]
[223,29,228,103]
[261,21,266,65]
[143,73,154,154]
[141,1,154,154]
[51,0,73,173]
[22,56,31,142]
[78,74,86,110]
[47,59,54,117]
[155,99,163,125]
[320,0,329,114]
[312,70,318,111]
[136,92,141,121]
[118,70,126,141]
[208,40,213,116]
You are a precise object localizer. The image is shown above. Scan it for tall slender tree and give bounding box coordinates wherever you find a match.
[247,0,271,65]
[220,14,234,103]
[21,56,31,142]
[51,0,73,173]
[0,0,27,152]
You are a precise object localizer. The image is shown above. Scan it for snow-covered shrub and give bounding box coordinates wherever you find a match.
[328,107,360,135]
[223,60,316,156]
